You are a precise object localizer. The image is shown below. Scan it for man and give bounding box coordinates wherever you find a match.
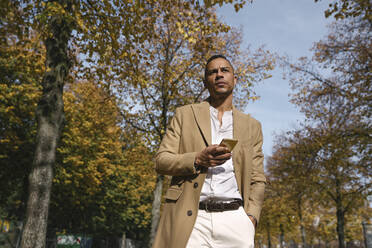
[153,55,266,248]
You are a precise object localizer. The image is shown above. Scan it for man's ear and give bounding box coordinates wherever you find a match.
[233,75,238,86]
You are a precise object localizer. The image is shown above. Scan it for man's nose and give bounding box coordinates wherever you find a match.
[216,68,224,78]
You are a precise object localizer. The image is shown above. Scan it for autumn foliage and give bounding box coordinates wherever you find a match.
[50,81,155,240]
[1,0,269,246]
[1,0,370,247]
[262,7,371,247]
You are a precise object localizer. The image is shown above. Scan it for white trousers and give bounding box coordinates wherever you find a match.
[186,207,255,248]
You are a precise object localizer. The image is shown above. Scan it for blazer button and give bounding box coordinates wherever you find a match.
[193,182,198,188]
[187,210,192,216]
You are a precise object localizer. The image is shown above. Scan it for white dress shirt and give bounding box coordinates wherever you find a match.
[199,106,242,202]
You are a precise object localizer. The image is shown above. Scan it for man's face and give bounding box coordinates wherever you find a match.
[204,58,236,98]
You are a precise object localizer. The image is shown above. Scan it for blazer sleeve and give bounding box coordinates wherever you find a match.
[247,120,266,222]
[155,107,198,176]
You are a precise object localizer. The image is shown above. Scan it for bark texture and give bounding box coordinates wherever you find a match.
[336,178,345,248]
[149,174,164,247]
[267,222,272,248]
[279,223,284,248]
[297,197,307,248]
[20,2,72,247]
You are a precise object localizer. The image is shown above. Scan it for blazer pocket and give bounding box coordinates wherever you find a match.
[165,187,183,201]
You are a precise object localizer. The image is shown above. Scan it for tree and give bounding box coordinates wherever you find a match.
[265,128,345,246]
[106,2,274,244]
[255,178,298,248]
[18,0,75,246]
[315,0,372,22]
[0,0,44,225]
[4,0,253,246]
[277,14,371,245]
[4,0,160,246]
[8,0,167,245]
[281,32,371,247]
[265,122,369,246]
[266,130,319,247]
[50,81,155,242]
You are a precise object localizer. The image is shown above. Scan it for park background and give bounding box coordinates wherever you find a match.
[0,0,371,247]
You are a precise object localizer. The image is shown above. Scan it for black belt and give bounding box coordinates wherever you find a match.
[199,199,243,212]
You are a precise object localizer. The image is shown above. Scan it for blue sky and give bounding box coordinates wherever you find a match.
[217,0,334,159]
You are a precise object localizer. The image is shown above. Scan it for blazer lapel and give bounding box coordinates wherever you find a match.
[232,107,246,190]
[232,106,246,143]
[191,101,211,146]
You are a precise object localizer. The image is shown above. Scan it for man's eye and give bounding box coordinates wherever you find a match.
[208,70,218,75]
[222,68,230,72]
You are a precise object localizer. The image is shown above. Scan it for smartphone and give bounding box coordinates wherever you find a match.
[219,138,238,151]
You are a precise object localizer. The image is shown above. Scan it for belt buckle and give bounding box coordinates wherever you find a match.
[204,199,211,212]
[205,199,217,212]
[215,202,224,212]
[205,202,209,212]
[205,199,224,212]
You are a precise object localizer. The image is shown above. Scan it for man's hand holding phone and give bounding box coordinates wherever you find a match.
[219,138,238,152]
[194,139,238,168]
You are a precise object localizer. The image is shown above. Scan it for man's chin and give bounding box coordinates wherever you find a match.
[215,90,233,95]
[212,91,233,99]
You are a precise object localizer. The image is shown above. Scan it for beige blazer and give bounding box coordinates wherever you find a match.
[153,101,266,248]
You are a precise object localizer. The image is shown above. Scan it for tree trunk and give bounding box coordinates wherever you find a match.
[279,223,284,248]
[336,209,346,248]
[267,223,272,248]
[149,174,164,247]
[120,233,126,248]
[46,227,57,248]
[258,239,262,248]
[16,222,23,248]
[335,178,345,248]
[20,2,72,247]
[297,197,307,248]
[300,224,307,248]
